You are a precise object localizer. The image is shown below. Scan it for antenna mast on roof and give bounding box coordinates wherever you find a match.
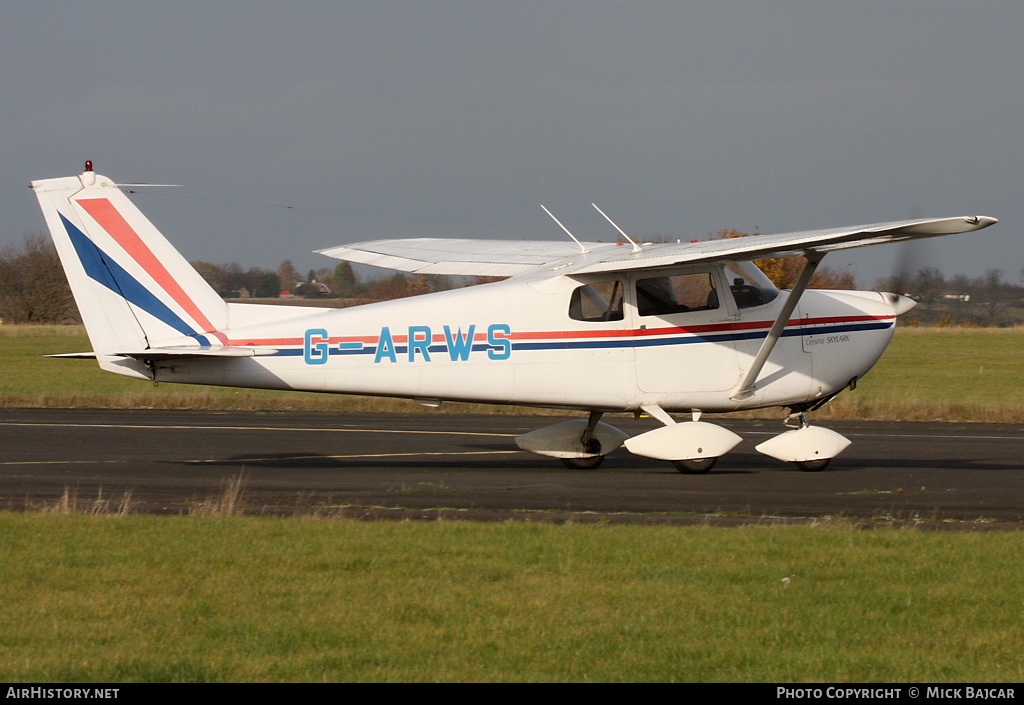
[592,203,641,253]
[541,205,588,254]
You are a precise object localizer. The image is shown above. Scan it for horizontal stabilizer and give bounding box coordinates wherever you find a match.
[114,346,277,362]
[47,346,275,362]
[44,352,98,359]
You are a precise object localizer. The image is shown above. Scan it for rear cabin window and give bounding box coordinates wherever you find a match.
[636,273,718,317]
[569,280,624,322]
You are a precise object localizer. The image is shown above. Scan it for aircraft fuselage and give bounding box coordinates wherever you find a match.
[153,266,898,413]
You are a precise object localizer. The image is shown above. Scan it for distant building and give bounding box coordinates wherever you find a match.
[294,281,332,297]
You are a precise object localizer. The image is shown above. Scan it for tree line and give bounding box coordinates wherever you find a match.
[189,258,460,301]
[0,234,76,323]
[0,233,465,322]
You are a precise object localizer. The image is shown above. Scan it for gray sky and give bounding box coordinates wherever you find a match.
[4,1,1021,286]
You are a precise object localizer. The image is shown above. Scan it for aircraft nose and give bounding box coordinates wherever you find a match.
[881,292,917,317]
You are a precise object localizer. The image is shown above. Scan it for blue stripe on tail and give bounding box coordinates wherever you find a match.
[60,213,208,343]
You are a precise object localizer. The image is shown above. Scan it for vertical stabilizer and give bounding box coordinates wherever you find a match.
[31,166,228,378]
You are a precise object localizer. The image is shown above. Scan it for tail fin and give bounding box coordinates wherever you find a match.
[32,166,227,378]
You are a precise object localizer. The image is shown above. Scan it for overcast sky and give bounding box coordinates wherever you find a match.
[3,2,1021,286]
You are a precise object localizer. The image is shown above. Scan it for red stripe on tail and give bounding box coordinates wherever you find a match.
[77,198,217,333]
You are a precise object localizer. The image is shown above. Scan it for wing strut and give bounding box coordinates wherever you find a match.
[731,251,825,401]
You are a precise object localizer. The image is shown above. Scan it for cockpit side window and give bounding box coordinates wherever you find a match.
[569,280,624,322]
[636,272,718,317]
[723,261,780,309]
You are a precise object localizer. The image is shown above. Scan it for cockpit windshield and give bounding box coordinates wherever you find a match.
[723,261,779,309]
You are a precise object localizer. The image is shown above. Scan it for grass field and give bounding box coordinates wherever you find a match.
[1,325,1022,420]
[816,327,1024,422]
[0,514,1021,682]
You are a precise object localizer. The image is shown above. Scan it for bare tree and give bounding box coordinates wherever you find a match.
[0,233,77,323]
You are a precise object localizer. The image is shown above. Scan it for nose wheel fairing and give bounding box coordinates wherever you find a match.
[754,413,851,471]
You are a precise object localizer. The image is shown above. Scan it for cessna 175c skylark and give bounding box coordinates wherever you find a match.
[32,163,997,472]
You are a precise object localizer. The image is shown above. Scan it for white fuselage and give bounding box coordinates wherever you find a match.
[152,265,899,413]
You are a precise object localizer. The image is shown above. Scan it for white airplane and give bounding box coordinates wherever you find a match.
[31,163,997,472]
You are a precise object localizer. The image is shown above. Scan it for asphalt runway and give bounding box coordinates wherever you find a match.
[1,409,1021,527]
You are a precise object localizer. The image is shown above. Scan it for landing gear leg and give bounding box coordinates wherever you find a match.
[783,412,829,471]
[561,411,606,470]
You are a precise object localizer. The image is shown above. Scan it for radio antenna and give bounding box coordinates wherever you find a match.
[541,205,588,254]
[592,203,641,252]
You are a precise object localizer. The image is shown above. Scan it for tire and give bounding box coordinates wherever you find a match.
[561,456,605,470]
[672,457,717,474]
[794,458,830,472]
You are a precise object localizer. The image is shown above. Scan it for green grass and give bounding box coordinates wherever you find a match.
[0,514,1020,682]
[820,327,1024,422]
[2,325,1022,420]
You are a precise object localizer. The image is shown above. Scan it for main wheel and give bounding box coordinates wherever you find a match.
[794,458,830,472]
[673,457,717,474]
[561,456,605,470]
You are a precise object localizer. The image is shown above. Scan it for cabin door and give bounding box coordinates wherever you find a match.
[631,269,740,393]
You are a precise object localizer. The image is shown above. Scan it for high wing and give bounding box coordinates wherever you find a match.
[320,216,996,277]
